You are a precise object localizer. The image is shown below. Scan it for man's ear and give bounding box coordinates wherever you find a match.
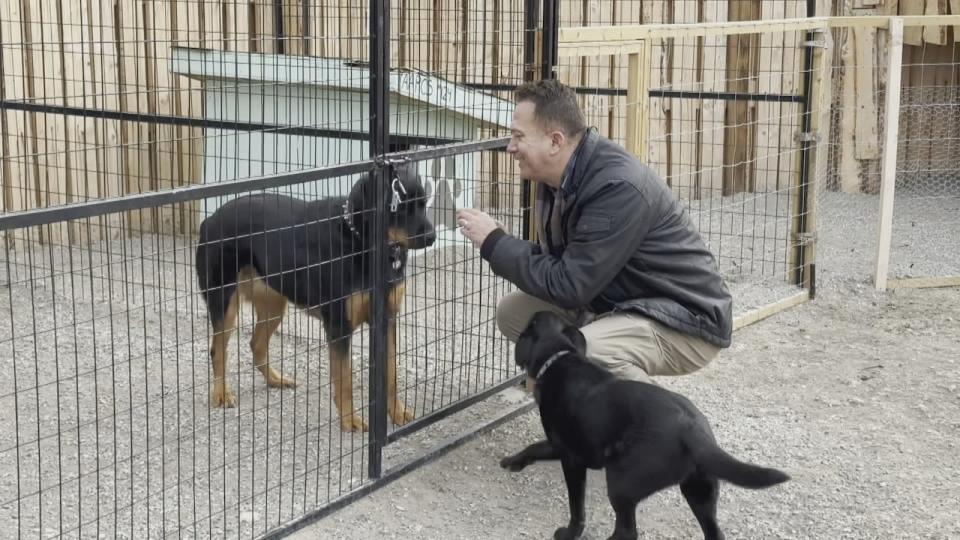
[549,130,566,154]
[562,326,587,356]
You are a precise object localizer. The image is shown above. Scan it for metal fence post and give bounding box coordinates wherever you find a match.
[368,0,391,480]
[793,0,821,295]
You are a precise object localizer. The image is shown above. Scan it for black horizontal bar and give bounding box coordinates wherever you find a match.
[0,99,465,147]
[649,89,805,103]
[0,137,510,231]
[260,398,536,540]
[0,160,374,231]
[385,373,524,444]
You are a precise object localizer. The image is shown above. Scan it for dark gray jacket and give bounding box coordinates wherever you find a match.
[480,129,733,348]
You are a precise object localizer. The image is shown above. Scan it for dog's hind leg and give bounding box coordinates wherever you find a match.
[680,473,724,540]
[241,269,296,389]
[604,460,676,540]
[210,289,240,408]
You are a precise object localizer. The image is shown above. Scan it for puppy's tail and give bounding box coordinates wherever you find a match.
[692,443,790,489]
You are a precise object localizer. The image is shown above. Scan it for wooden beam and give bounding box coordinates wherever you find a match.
[886,276,960,289]
[723,0,761,196]
[624,41,652,160]
[733,291,810,331]
[873,17,904,291]
[557,15,960,58]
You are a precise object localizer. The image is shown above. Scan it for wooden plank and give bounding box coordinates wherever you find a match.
[723,0,761,196]
[923,0,949,44]
[900,0,926,45]
[873,17,904,291]
[0,1,23,248]
[951,0,960,42]
[559,15,960,57]
[754,0,782,194]
[670,0,698,196]
[887,275,960,289]
[699,1,727,199]
[733,291,809,330]
[854,26,880,159]
[837,26,860,193]
[21,0,46,240]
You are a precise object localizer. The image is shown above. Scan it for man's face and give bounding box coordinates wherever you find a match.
[507,101,560,184]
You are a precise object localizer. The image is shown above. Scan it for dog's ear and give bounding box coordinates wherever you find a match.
[348,172,378,213]
[562,325,587,356]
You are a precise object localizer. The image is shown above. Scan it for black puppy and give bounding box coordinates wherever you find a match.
[195,163,435,431]
[501,311,789,540]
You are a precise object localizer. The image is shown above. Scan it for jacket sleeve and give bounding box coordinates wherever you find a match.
[480,180,657,309]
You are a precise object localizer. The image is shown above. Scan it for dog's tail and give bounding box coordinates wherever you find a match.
[689,437,790,489]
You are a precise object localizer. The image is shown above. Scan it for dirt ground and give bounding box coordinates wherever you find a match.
[288,278,960,540]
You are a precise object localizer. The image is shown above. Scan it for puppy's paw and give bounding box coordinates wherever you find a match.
[389,403,416,426]
[499,453,529,472]
[340,414,369,432]
[212,385,237,408]
[554,523,584,540]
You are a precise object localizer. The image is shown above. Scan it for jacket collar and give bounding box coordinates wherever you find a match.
[559,127,599,197]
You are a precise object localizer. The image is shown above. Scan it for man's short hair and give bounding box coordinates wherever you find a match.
[514,79,586,137]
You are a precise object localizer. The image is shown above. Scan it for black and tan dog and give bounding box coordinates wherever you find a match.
[194,164,435,431]
[501,311,790,540]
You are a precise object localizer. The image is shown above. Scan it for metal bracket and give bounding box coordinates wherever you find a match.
[800,28,829,49]
[794,131,821,143]
[795,232,817,246]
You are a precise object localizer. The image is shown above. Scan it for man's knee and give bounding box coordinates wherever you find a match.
[496,292,534,343]
[495,291,578,343]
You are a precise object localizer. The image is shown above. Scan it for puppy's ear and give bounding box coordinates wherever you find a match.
[562,326,587,356]
[348,172,378,212]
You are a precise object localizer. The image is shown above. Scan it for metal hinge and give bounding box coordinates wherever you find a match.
[801,28,829,49]
[796,232,817,246]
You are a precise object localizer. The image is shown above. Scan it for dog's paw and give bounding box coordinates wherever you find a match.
[269,374,297,389]
[389,404,415,426]
[500,454,529,472]
[554,523,584,540]
[212,386,237,408]
[340,414,369,432]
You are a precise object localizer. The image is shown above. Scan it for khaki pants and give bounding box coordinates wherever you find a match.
[497,291,720,384]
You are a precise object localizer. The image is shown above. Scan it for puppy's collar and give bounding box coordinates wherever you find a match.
[536,350,571,381]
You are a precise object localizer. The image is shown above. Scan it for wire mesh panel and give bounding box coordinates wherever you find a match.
[888,44,960,285]
[555,20,816,320]
[1,0,524,537]
[818,24,960,288]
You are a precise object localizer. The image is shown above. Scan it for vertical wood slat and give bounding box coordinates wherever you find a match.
[722,0,761,196]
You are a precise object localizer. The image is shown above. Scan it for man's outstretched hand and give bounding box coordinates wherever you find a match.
[457,208,501,249]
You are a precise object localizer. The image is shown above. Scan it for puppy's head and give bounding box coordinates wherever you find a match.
[347,163,437,249]
[515,311,587,379]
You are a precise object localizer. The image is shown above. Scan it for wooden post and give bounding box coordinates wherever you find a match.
[873,17,904,291]
[625,40,652,160]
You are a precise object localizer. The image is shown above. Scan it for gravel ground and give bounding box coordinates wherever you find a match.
[0,188,957,539]
[288,279,960,540]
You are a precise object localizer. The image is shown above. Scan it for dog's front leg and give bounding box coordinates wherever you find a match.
[499,439,558,471]
[330,337,367,432]
[554,456,587,540]
[386,305,415,426]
